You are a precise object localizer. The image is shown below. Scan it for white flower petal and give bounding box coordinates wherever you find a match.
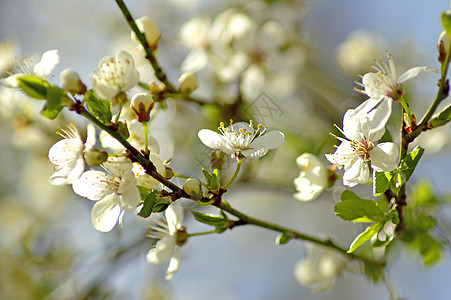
[146,236,176,265]
[33,49,59,78]
[181,50,208,72]
[370,142,399,172]
[343,158,369,187]
[250,130,284,150]
[91,194,121,232]
[398,66,437,84]
[198,129,235,154]
[165,246,181,280]
[72,170,113,200]
[241,148,269,159]
[119,183,141,212]
[166,204,184,234]
[85,123,97,149]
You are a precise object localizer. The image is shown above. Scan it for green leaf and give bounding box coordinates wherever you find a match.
[441,11,451,37]
[137,185,151,200]
[138,190,159,218]
[202,168,220,193]
[417,233,443,266]
[428,104,451,128]
[16,75,48,99]
[373,171,392,196]
[348,222,384,253]
[152,196,171,213]
[191,210,228,227]
[335,190,385,222]
[84,91,112,123]
[275,233,292,245]
[398,146,424,182]
[363,260,384,283]
[40,85,65,119]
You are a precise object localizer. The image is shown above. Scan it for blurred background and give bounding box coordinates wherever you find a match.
[1,0,451,299]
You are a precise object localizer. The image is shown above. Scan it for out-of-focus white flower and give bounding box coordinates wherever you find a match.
[72,157,141,232]
[326,100,398,187]
[293,245,346,292]
[147,204,185,280]
[48,123,96,186]
[355,52,436,102]
[198,120,284,159]
[178,72,198,94]
[90,50,139,100]
[3,49,59,88]
[130,16,160,49]
[293,153,327,201]
[0,40,17,78]
[335,30,383,77]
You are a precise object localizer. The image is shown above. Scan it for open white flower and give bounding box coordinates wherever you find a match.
[72,157,141,232]
[326,100,398,187]
[198,120,284,159]
[48,123,96,186]
[293,245,346,292]
[147,204,185,280]
[293,153,327,201]
[90,50,139,100]
[132,153,165,190]
[355,51,435,102]
[3,49,59,88]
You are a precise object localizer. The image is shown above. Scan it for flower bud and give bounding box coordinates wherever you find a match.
[131,16,160,50]
[60,68,86,94]
[117,121,130,139]
[84,149,108,166]
[131,93,154,123]
[175,227,188,246]
[183,178,203,201]
[178,72,198,94]
[438,31,451,63]
[163,167,174,179]
[210,149,226,170]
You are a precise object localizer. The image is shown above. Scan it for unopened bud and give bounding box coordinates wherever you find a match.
[175,227,188,246]
[163,167,174,179]
[117,121,130,139]
[438,31,451,63]
[131,93,154,123]
[60,68,86,94]
[84,149,108,166]
[210,149,226,170]
[183,178,203,201]
[131,16,160,50]
[178,72,198,94]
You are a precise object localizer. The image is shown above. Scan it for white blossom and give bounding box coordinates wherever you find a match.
[293,245,346,292]
[132,153,165,190]
[48,123,96,186]
[147,204,184,280]
[90,50,139,100]
[198,120,284,159]
[3,49,59,88]
[355,51,436,103]
[326,100,398,187]
[72,157,141,232]
[293,153,327,201]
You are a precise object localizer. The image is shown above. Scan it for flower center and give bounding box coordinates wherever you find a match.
[350,139,374,160]
[218,119,267,151]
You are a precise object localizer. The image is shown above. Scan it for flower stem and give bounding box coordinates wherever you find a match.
[143,122,149,155]
[114,103,123,124]
[187,230,217,238]
[398,96,412,126]
[223,158,242,189]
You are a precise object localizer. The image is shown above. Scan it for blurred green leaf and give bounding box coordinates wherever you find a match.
[348,222,385,253]
[191,210,228,227]
[41,85,65,119]
[275,233,292,245]
[335,190,385,222]
[16,75,48,99]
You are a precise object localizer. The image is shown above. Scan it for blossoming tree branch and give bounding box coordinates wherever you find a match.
[3,0,451,297]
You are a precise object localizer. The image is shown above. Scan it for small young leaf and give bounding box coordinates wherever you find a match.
[41,85,65,119]
[16,75,48,99]
[152,196,171,212]
[441,11,451,37]
[336,190,386,222]
[398,146,424,182]
[138,190,159,218]
[348,222,385,253]
[373,171,392,196]
[275,233,292,245]
[428,104,451,129]
[84,90,112,123]
[191,210,228,227]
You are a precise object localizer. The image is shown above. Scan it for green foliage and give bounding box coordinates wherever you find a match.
[428,104,451,129]
[137,187,159,218]
[41,85,65,119]
[17,75,48,99]
[348,222,385,253]
[84,91,112,123]
[363,260,384,283]
[441,10,451,37]
[374,147,424,196]
[191,210,229,233]
[152,196,171,212]
[275,233,292,245]
[202,168,220,193]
